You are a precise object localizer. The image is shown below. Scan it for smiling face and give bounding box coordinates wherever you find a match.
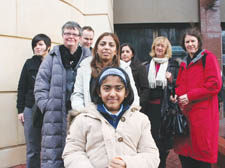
[97,35,117,64]
[184,35,199,58]
[62,28,80,50]
[121,46,134,62]
[80,29,94,48]
[154,42,167,58]
[33,40,49,57]
[98,76,127,114]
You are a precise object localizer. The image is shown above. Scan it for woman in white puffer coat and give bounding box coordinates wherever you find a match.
[71,32,140,113]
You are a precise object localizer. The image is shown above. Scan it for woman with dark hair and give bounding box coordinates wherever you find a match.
[71,32,139,112]
[17,33,51,168]
[120,43,149,111]
[63,67,160,168]
[172,28,222,168]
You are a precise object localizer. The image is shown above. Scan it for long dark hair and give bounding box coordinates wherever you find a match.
[91,67,134,106]
[91,32,120,78]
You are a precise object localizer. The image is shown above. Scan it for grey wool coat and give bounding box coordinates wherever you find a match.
[34,45,91,168]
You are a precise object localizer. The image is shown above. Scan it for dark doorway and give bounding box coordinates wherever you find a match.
[114,23,189,62]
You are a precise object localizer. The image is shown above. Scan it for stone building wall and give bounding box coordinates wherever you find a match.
[0,0,113,167]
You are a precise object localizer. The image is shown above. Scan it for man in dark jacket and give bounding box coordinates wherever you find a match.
[34,21,92,168]
[17,34,51,168]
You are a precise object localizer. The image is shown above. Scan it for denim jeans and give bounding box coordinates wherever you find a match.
[24,107,41,168]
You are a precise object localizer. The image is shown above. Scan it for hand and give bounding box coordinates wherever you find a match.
[18,113,24,125]
[166,72,172,83]
[108,157,126,168]
[170,94,177,103]
[178,94,189,106]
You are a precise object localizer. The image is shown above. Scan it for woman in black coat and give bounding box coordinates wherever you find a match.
[120,43,149,111]
[17,34,51,168]
[145,36,182,168]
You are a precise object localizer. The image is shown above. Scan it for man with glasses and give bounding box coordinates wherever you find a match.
[34,21,91,168]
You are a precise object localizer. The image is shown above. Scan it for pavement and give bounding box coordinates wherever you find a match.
[13,149,182,168]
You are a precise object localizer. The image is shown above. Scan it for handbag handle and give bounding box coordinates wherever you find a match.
[172,84,176,97]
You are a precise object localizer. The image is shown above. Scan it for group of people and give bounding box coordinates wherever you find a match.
[17,20,222,168]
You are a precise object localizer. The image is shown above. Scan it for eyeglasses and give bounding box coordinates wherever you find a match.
[63,32,80,37]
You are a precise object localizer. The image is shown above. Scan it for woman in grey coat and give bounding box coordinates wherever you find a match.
[34,21,91,168]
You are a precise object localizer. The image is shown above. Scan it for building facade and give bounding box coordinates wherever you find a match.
[114,1,225,167]
[114,0,225,117]
[0,0,225,167]
[114,0,225,63]
[0,0,113,167]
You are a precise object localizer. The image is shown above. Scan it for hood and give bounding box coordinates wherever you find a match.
[181,49,206,67]
[68,103,141,120]
[174,57,183,66]
[49,45,61,56]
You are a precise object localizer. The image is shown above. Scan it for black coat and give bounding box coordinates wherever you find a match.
[145,57,181,115]
[160,58,181,122]
[17,55,42,113]
[130,59,149,108]
[145,57,181,150]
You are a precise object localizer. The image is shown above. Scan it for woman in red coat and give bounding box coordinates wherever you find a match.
[173,28,222,168]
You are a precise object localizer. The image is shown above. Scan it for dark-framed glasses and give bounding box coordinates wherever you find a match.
[63,32,80,37]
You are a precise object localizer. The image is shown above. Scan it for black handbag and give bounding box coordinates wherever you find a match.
[160,87,189,138]
[160,101,189,138]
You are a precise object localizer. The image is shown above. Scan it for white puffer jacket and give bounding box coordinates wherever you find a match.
[71,56,140,112]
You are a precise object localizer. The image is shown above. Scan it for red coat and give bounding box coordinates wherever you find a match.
[174,49,222,163]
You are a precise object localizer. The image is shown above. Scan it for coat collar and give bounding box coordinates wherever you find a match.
[182,49,205,68]
[49,45,60,56]
[78,103,140,120]
[49,45,91,70]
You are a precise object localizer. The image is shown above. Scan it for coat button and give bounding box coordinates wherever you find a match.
[131,108,136,112]
[121,117,126,122]
[118,137,123,142]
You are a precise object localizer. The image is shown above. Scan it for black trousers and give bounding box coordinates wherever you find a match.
[179,155,211,168]
[145,103,169,168]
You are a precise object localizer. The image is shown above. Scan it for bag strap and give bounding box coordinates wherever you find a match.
[202,53,207,69]
[202,53,223,104]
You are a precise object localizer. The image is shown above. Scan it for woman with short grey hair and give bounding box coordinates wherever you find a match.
[34,21,92,168]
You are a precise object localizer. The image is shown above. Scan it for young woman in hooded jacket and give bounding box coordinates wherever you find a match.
[63,67,160,168]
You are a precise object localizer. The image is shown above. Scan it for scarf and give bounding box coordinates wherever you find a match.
[59,45,82,69]
[148,57,168,89]
[97,103,130,129]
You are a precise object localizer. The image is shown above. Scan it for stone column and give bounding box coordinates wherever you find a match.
[199,0,222,66]
[199,5,225,167]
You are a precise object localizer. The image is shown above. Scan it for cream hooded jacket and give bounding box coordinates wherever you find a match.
[62,104,160,168]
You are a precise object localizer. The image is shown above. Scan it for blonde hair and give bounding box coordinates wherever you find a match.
[149,36,172,58]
